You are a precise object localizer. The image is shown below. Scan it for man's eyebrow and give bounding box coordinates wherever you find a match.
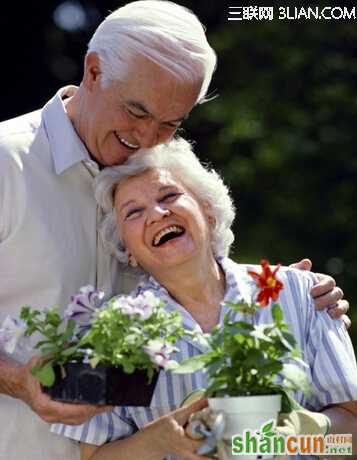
[126,100,190,124]
[126,100,151,115]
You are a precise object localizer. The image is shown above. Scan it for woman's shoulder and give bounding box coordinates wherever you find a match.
[129,274,164,298]
[222,257,316,306]
[224,257,315,286]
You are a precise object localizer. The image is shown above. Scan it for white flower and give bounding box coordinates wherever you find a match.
[110,291,161,321]
[141,291,161,308]
[111,296,136,317]
[143,339,174,369]
[144,339,165,353]
[0,316,28,354]
[130,294,154,320]
[191,327,210,349]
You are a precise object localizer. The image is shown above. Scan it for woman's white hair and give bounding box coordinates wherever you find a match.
[95,138,235,265]
[87,0,216,103]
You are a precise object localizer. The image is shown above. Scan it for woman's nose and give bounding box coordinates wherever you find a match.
[147,205,171,224]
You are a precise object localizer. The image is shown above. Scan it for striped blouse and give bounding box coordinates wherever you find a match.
[51,258,357,459]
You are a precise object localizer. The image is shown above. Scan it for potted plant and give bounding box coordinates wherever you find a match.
[176,260,309,460]
[0,286,187,406]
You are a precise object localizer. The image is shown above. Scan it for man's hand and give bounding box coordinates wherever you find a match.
[16,357,112,425]
[290,258,350,327]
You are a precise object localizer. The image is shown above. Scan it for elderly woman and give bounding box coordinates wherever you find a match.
[52,138,357,460]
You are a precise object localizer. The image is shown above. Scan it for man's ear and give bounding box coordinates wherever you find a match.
[82,52,102,91]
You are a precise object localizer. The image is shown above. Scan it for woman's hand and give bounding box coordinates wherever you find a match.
[80,399,215,460]
[145,398,215,460]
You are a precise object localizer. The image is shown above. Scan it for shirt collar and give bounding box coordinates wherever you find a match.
[136,259,261,353]
[42,86,98,175]
[142,257,248,327]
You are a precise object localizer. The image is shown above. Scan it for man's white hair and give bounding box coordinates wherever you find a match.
[95,138,235,265]
[88,0,216,103]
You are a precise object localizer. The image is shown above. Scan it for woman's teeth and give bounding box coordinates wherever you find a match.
[153,225,185,246]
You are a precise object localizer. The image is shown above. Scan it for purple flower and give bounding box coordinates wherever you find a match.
[64,285,105,328]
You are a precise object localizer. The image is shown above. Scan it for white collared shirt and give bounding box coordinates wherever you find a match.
[0,87,139,460]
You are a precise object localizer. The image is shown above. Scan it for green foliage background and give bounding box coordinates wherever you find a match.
[182,3,357,350]
[1,2,356,349]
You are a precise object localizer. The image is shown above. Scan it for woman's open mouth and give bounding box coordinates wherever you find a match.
[152,225,186,247]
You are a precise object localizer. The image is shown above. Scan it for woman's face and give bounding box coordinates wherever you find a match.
[114,168,212,274]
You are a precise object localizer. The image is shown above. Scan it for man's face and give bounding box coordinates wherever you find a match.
[80,54,202,166]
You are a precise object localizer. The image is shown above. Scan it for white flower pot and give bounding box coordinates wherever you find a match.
[209,394,281,460]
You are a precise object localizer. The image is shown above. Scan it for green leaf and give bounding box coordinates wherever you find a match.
[282,363,310,393]
[258,361,283,376]
[250,325,273,343]
[274,328,294,351]
[174,355,207,374]
[229,321,255,331]
[290,353,309,369]
[61,345,79,357]
[89,356,101,368]
[37,345,57,354]
[225,301,257,315]
[122,361,135,374]
[271,304,284,323]
[62,319,76,342]
[31,362,56,387]
[280,390,304,413]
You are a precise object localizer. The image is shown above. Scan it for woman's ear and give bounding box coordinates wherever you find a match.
[201,200,216,228]
[207,215,216,228]
[128,254,138,268]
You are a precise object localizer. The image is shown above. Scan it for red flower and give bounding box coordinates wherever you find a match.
[247,260,284,307]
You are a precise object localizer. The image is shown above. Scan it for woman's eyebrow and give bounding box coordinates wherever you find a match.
[119,199,136,212]
[158,185,176,192]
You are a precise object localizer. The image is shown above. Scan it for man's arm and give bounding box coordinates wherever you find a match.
[0,353,111,425]
[0,151,112,426]
[290,258,349,324]
[0,352,24,398]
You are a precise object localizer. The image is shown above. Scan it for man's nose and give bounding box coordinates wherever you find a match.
[147,205,171,225]
[136,119,160,149]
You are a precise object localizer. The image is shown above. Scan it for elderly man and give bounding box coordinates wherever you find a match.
[0,2,348,460]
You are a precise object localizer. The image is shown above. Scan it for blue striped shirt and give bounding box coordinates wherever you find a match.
[51,258,357,459]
